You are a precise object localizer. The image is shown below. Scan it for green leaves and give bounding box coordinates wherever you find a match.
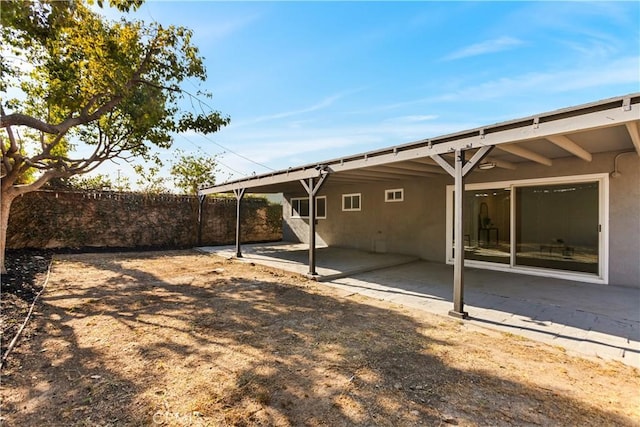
[1,0,229,186]
[177,112,231,135]
[170,151,219,195]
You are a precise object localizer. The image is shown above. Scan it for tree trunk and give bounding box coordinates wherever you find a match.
[0,190,17,274]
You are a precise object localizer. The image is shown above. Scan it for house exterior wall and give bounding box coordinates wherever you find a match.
[283,151,640,288]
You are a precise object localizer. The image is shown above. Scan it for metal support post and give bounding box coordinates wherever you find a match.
[233,188,246,258]
[197,194,206,246]
[431,145,493,319]
[308,177,317,275]
[450,149,467,318]
[300,171,328,277]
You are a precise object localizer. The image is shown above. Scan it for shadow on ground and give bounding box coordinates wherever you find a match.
[1,250,636,426]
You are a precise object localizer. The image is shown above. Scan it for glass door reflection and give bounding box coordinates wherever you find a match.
[463,188,511,264]
[515,182,599,274]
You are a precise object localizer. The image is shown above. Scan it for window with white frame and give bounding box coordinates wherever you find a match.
[342,193,361,211]
[385,188,404,202]
[291,196,326,219]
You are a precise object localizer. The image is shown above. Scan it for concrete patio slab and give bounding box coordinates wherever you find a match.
[198,242,418,281]
[197,243,640,368]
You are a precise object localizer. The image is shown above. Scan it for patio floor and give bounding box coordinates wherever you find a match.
[198,242,640,368]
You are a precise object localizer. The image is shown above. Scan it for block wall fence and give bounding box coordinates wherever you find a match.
[6,190,282,250]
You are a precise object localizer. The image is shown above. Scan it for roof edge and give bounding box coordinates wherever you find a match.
[200,92,640,194]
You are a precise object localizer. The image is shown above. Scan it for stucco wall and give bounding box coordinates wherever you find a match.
[284,174,450,262]
[607,152,640,287]
[283,151,639,287]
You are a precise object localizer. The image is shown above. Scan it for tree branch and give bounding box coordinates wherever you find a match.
[0,107,22,154]
[11,169,66,197]
[0,113,60,134]
[135,79,180,92]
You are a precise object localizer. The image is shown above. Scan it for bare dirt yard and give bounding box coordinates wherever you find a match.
[1,250,639,426]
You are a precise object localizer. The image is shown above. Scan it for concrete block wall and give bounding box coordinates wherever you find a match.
[7,191,282,250]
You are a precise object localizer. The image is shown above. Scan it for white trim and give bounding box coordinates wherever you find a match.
[445,173,609,284]
[291,196,327,219]
[385,188,404,202]
[342,193,362,211]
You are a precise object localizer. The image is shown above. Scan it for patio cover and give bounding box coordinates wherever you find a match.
[199,93,640,318]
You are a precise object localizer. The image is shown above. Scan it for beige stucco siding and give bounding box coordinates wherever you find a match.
[607,152,640,288]
[283,151,639,287]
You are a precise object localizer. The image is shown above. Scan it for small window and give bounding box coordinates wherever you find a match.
[342,193,361,211]
[291,196,326,219]
[316,197,327,218]
[291,198,309,218]
[385,188,404,202]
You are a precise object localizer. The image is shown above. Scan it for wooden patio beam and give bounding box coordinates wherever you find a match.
[625,121,640,156]
[497,144,553,166]
[546,135,592,162]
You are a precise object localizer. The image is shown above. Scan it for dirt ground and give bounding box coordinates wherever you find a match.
[1,250,639,426]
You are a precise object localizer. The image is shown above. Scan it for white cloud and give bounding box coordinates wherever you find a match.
[212,54,639,180]
[234,88,365,128]
[194,13,262,44]
[442,36,524,61]
[349,54,639,116]
[439,56,640,102]
[246,94,343,123]
[385,115,438,123]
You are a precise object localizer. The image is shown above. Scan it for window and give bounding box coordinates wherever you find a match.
[291,196,326,219]
[316,196,326,218]
[291,198,309,217]
[385,188,404,202]
[342,193,361,211]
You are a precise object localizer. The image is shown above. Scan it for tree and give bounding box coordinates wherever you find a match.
[69,173,116,191]
[170,150,218,195]
[0,0,230,272]
[133,163,167,194]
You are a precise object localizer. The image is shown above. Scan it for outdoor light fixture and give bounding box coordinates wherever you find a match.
[610,150,635,178]
[478,162,497,170]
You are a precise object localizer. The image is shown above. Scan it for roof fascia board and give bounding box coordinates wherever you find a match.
[429,102,639,156]
[199,167,325,194]
[328,102,637,174]
[200,99,639,194]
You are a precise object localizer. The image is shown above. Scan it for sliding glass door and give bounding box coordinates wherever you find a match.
[447,174,607,282]
[463,188,511,264]
[515,182,599,274]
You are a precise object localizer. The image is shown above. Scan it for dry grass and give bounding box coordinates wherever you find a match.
[1,250,639,426]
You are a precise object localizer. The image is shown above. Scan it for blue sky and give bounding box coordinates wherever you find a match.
[102,1,639,187]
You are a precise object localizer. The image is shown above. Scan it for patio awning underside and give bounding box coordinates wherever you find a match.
[200,94,640,195]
